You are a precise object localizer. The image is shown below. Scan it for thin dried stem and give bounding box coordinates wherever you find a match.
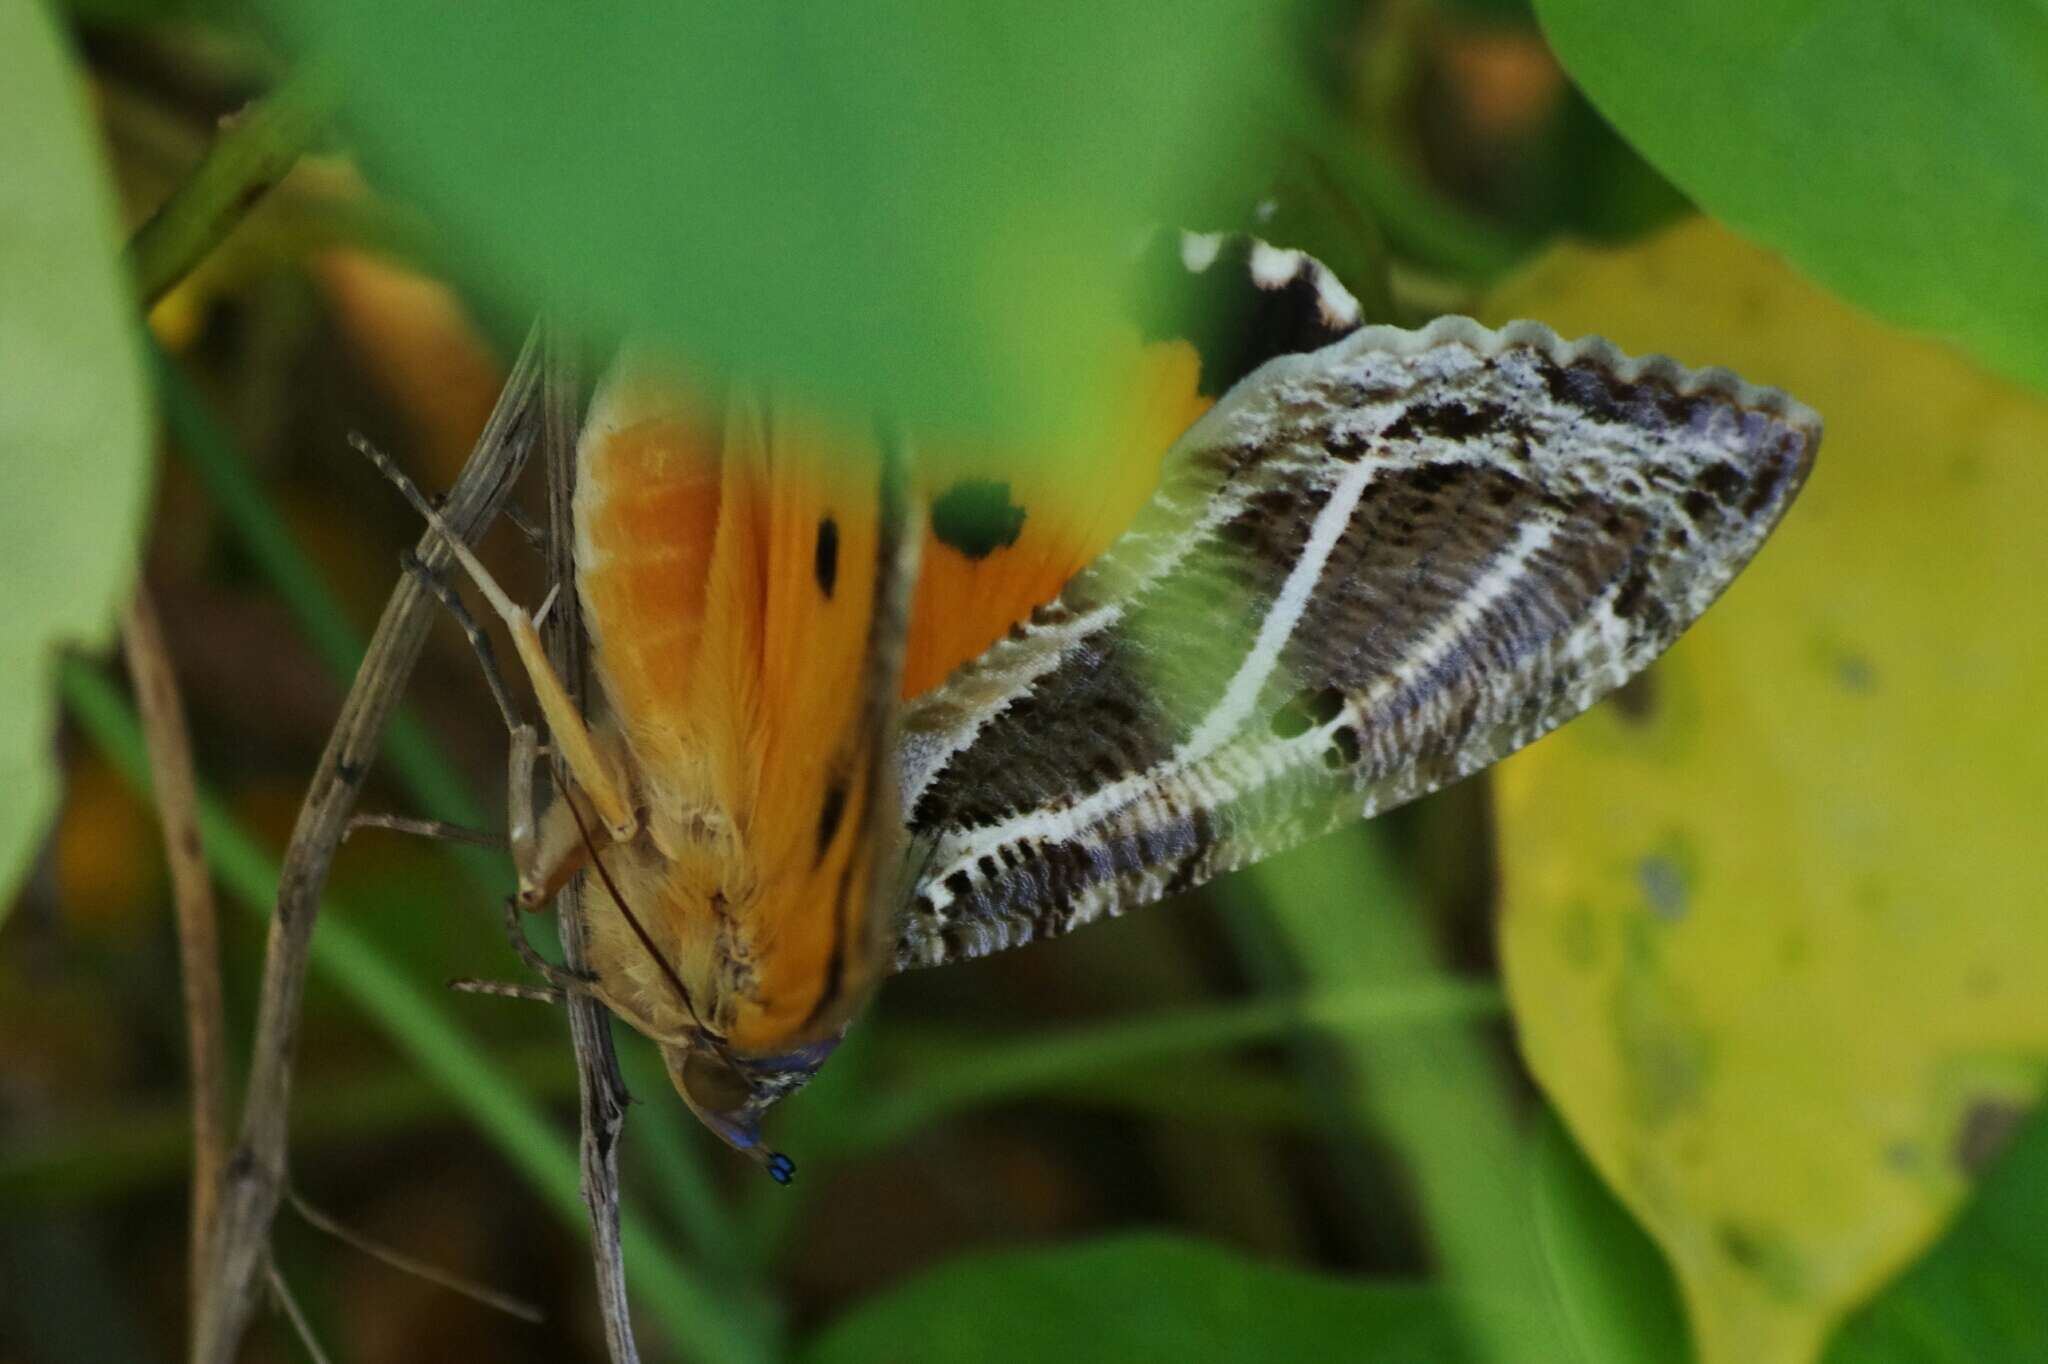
[538,328,646,1364]
[120,61,336,1347]
[120,585,230,1326]
[289,1190,545,1323]
[191,328,546,1364]
[265,1265,334,1364]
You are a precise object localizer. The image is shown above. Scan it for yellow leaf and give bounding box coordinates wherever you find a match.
[1488,219,2048,1364]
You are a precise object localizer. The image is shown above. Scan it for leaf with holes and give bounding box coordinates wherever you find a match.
[1491,219,2048,1364]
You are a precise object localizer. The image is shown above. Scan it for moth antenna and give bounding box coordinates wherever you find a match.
[558,782,708,1035]
[398,547,525,737]
[352,433,528,636]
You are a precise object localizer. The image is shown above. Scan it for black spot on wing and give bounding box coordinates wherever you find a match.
[1127,234,1362,397]
[814,517,839,598]
[1270,685,1345,739]
[815,779,847,863]
[931,480,1027,560]
[1380,400,1514,445]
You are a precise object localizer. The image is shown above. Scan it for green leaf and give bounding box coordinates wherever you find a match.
[1532,0,2048,396]
[1825,1104,2048,1363]
[0,0,152,915]
[1489,219,2048,1364]
[260,0,1291,443]
[802,1234,1483,1364]
[1531,1109,1694,1363]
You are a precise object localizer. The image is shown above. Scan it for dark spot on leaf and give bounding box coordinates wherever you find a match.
[1611,671,1657,723]
[1638,854,1688,921]
[1836,653,1877,693]
[1955,1098,2030,1174]
[931,480,1027,560]
[1713,1222,1805,1298]
[814,517,839,598]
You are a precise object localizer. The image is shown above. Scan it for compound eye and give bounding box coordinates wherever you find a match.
[680,1048,753,1114]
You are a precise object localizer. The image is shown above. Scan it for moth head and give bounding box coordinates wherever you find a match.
[660,1033,842,1183]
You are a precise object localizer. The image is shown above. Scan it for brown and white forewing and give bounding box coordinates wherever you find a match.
[892,316,1819,968]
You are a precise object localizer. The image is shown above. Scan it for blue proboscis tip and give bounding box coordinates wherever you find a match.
[765,1152,797,1185]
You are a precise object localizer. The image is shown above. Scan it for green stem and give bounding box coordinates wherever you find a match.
[1245,831,1567,1361]
[831,980,1505,1157]
[127,65,343,309]
[61,661,779,1364]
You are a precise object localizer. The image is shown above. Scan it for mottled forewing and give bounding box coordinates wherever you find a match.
[892,318,1818,968]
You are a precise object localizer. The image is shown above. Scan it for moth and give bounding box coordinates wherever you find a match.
[380,235,1819,1179]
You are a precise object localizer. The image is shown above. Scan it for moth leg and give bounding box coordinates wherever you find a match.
[344,812,507,850]
[396,547,600,907]
[499,502,547,554]
[500,891,598,995]
[507,723,602,910]
[359,435,639,847]
[448,976,566,1006]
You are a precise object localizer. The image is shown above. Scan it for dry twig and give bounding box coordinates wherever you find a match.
[538,328,646,1363]
[120,585,230,1326]
[288,1190,545,1323]
[265,1265,334,1364]
[191,328,546,1364]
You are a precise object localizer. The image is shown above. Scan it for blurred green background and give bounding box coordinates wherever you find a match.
[3,0,2044,1361]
